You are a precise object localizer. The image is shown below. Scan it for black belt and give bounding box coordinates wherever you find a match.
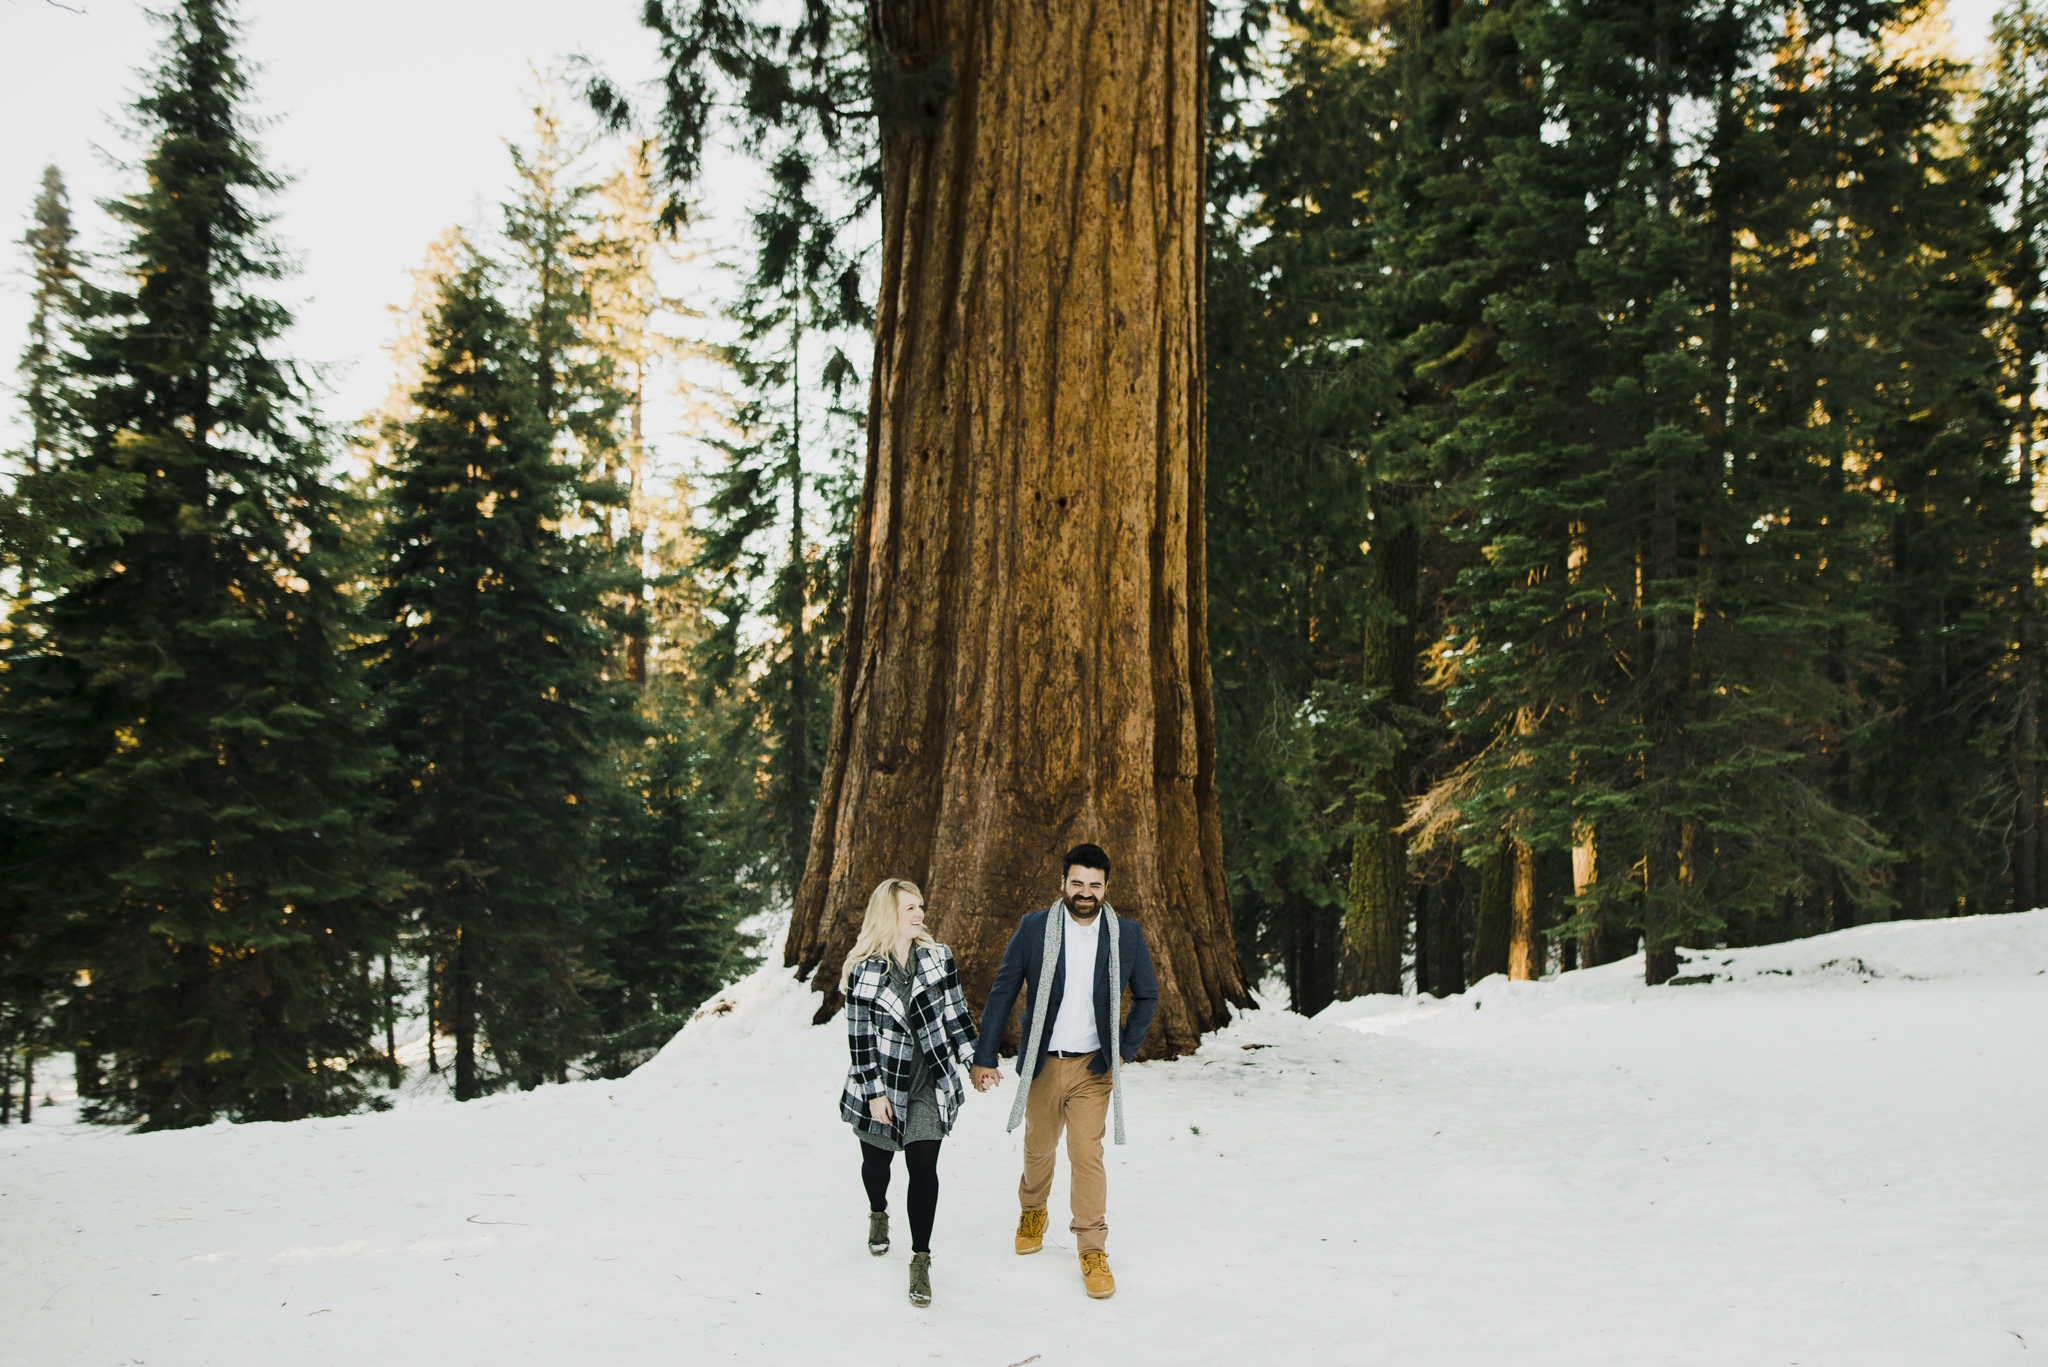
[1047,1049,1097,1059]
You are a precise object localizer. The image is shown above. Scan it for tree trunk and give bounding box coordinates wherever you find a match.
[787,325,810,891]
[1573,828,1604,968]
[786,0,1249,1051]
[1643,454,1687,985]
[382,952,400,1088]
[1412,882,1430,997]
[1431,855,1465,995]
[1566,503,1605,972]
[2019,613,2040,915]
[627,351,650,687]
[1280,892,1338,1017]
[426,952,440,1076]
[1508,835,1540,980]
[1341,504,1417,998]
[1508,705,1541,981]
[2015,268,2040,915]
[1506,843,1571,980]
[1345,808,1406,996]
[1815,438,1857,933]
[1471,838,1511,981]
[452,927,477,1102]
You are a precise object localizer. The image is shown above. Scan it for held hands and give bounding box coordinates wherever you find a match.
[868,1094,894,1125]
[970,1065,1003,1093]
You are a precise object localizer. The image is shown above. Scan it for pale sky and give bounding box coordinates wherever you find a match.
[1939,0,2001,51]
[0,0,2018,455]
[0,0,721,445]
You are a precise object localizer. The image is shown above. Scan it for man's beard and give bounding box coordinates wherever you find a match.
[1068,895,1101,918]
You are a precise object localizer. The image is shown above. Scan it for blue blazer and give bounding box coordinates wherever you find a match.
[973,905,1159,1078]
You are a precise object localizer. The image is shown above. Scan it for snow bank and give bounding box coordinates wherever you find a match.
[1664,906,2048,984]
[1327,907,2048,1043]
[631,958,829,1081]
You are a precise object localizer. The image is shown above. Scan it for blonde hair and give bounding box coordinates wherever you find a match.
[840,878,936,989]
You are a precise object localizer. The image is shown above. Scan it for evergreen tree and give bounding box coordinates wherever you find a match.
[500,90,674,1073]
[505,83,628,488]
[1207,0,1505,1005]
[694,279,859,919]
[19,163,77,470]
[0,0,394,1128]
[1829,15,2006,925]
[1,164,97,1123]
[1973,0,2048,916]
[593,0,871,926]
[584,679,748,1076]
[1429,0,1926,983]
[366,252,632,1099]
[1205,0,1395,1013]
[1,165,137,590]
[587,138,714,685]
[1211,0,2018,1002]
[680,82,866,921]
[582,138,750,1062]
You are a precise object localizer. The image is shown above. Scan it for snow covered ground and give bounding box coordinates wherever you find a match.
[4,912,2044,1366]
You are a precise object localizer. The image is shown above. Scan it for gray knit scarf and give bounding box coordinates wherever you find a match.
[1005,899,1126,1145]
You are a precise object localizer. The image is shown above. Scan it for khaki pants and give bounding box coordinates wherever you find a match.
[1019,1052,1113,1253]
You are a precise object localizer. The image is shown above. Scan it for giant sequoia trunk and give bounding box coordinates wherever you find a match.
[784,0,1251,1051]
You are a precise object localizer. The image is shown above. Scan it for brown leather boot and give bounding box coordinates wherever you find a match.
[1079,1249,1115,1298]
[1014,1207,1048,1255]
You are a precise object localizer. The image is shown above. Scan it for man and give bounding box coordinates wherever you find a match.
[970,843,1158,1299]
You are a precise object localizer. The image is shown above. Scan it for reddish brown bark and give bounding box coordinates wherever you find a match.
[1507,835,1541,981]
[784,0,1250,1053]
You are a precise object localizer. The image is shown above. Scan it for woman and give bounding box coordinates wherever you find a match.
[839,878,978,1308]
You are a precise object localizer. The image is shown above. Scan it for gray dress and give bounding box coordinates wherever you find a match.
[857,952,946,1152]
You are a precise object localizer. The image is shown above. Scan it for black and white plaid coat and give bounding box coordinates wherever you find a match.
[840,943,979,1143]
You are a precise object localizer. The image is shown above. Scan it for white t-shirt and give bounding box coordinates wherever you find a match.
[1046,907,1104,1055]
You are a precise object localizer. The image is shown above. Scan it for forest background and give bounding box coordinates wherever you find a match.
[2,0,2045,1130]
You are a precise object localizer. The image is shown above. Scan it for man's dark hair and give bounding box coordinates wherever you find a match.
[1062,843,1112,878]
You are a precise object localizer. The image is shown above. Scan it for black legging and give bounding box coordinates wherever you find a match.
[860,1139,942,1253]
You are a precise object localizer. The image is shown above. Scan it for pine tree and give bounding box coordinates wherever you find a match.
[694,321,852,919]
[592,0,877,962]
[585,679,748,1076]
[582,138,750,1062]
[0,0,395,1128]
[1204,0,1420,1012]
[1833,16,2006,924]
[505,82,627,488]
[1973,0,2048,917]
[17,163,82,480]
[1421,0,2013,980]
[1426,0,1731,986]
[1,164,97,1123]
[1,165,137,589]
[587,138,713,685]
[684,101,865,920]
[367,251,630,1099]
